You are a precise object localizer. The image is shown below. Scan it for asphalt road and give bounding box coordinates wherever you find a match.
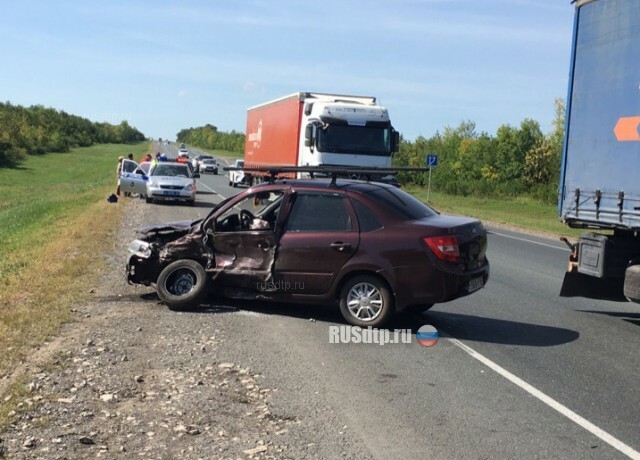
[142,142,640,459]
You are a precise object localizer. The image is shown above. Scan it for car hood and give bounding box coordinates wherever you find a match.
[149,176,193,186]
[137,220,199,235]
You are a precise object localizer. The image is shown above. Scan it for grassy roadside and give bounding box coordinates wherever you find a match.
[0,143,150,390]
[406,187,583,238]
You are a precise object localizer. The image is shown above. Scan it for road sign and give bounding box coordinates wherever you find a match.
[426,154,438,167]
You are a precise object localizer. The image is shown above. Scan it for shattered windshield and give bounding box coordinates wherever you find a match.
[317,124,391,155]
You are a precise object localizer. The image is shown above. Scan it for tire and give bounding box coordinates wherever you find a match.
[156,259,208,310]
[406,304,434,314]
[188,200,195,207]
[146,197,153,204]
[228,180,232,187]
[624,264,640,303]
[339,275,395,327]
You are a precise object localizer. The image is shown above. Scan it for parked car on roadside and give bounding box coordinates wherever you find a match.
[119,160,199,206]
[126,177,489,327]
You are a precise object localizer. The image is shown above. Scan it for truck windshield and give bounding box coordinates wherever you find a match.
[317,125,391,156]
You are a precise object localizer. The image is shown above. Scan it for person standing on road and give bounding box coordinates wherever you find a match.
[115,155,124,196]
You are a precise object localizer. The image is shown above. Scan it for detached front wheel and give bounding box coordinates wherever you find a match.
[339,275,395,327]
[157,259,208,310]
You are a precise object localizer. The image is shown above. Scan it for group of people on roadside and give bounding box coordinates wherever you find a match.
[115,151,169,197]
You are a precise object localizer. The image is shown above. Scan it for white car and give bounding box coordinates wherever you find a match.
[191,154,214,172]
[119,160,198,206]
[178,148,189,158]
[229,159,249,187]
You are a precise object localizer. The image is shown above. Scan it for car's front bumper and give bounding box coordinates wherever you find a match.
[148,187,195,201]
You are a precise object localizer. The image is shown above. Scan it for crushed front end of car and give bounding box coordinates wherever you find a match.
[126,220,211,286]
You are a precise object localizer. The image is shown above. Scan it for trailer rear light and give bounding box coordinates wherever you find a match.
[424,235,460,263]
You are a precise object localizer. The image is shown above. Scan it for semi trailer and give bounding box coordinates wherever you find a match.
[559,0,640,302]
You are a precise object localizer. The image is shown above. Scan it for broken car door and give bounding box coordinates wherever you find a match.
[209,190,286,291]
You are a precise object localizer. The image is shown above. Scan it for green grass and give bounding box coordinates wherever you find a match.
[0,142,150,399]
[406,186,583,238]
[0,143,148,275]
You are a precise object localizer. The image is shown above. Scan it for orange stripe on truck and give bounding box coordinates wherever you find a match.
[614,116,640,141]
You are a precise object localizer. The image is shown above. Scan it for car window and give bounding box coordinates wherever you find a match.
[351,198,383,232]
[215,191,284,232]
[369,187,437,220]
[137,162,151,175]
[285,193,351,232]
[121,160,137,174]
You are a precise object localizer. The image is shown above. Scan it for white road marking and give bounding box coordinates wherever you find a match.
[489,231,569,252]
[196,179,226,200]
[447,337,640,460]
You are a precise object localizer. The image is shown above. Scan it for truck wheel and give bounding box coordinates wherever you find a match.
[339,275,395,327]
[157,260,208,310]
[624,264,640,303]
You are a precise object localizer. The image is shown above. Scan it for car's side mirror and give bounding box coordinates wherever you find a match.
[392,130,400,153]
[304,124,313,147]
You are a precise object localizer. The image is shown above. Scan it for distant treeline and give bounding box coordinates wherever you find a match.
[394,99,565,204]
[176,124,244,153]
[0,102,145,166]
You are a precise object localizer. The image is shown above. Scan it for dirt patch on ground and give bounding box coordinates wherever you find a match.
[0,199,302,459]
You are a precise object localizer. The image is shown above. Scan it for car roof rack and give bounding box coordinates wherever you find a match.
[223,165,430,186]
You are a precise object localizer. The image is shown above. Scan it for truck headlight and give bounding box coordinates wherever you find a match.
[127,240,152,259]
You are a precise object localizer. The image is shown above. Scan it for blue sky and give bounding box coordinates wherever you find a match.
[0,0,575,141]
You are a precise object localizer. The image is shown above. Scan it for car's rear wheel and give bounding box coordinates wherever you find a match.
[157,259,208,311]
[339,275,395,327]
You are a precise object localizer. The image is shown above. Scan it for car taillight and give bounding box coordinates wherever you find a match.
[424,235,460,263]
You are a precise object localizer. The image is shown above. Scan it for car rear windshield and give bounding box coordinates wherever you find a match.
[369,187,437,220]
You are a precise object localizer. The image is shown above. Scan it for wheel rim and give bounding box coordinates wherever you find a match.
[346,282,384,321]
[164,267,198,296]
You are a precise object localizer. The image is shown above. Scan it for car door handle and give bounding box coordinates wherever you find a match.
[330,242,352,252]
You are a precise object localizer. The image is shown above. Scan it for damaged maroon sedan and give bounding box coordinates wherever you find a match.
[126,176,489,327]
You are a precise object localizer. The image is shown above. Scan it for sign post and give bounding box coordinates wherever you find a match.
[426,154,438,202]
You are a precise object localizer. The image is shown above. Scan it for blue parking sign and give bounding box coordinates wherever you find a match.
[426,154,438,167]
